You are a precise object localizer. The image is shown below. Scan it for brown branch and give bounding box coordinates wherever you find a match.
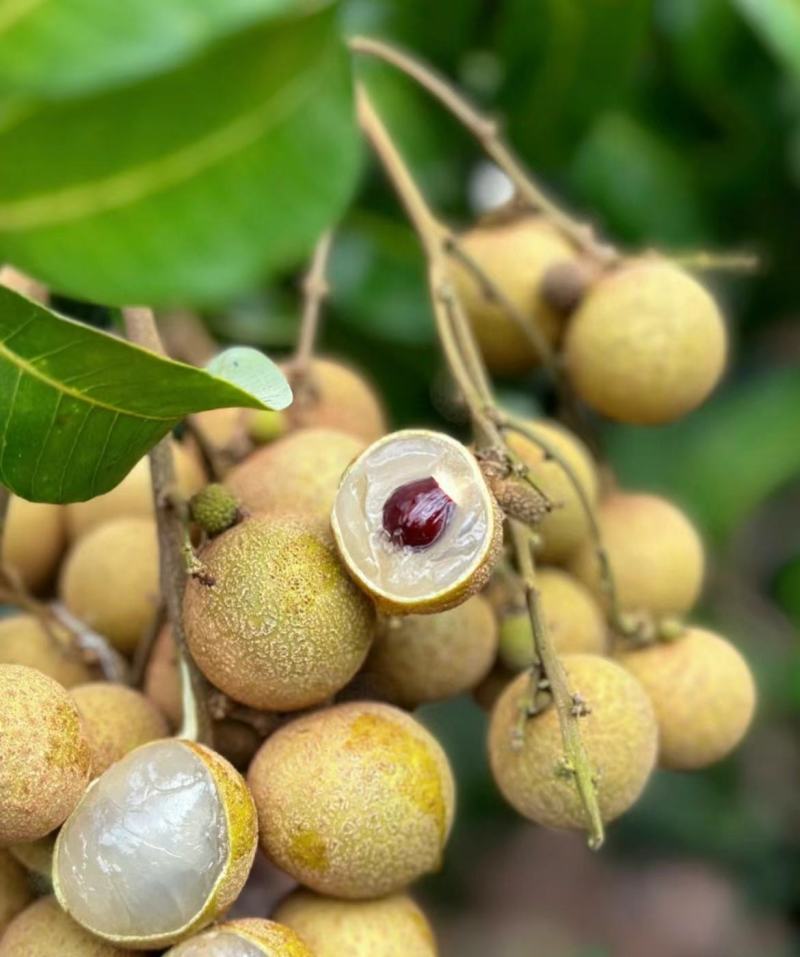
[292,231,334,373]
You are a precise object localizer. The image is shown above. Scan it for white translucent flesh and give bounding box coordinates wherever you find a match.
[334,433,491,599]
[169,930,263,956]
[55,740,227,939]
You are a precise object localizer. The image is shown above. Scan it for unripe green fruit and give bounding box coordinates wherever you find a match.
[488,655,657,829]
[246,409,288,445]
[564,258,727,424]
[164,918,312,956]
[3,497,65,594]
[0,896,136,956]
[274,889,438,957]
[0,614,90,688]
[0,665,91,844]
[616,627,756,770]
[189,483,239,536]
[248,701,456,899]
[569,492,704,616]
[184,515,375,711]
[0,849,33,934]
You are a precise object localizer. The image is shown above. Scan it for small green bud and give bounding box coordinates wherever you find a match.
[189,483,240,536]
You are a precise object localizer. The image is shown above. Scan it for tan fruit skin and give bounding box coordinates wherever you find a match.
[365,595,498,707]
[0,896,137,956]
[0,849,33,933]
[488,655,658,829]
[226,427,366,524]
[3,497,65,593]
[451,216,575,376]
[274,889,438,957]
[0,665,91,844]
[0,614,90,688]
[248,701,456,899]
[59,516,160,656]
[506,420,599,563]
[206,919,314,957]
[569,492,705,616]
[564,258,727,424]
[144,625,182,728]
[617,627,756,770]
[70,683,169,777]
[183,515,375,711]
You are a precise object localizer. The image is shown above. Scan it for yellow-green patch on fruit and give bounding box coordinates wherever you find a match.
[3,498,65,594]
[0,848,33,933]
[246,409,288,445]
[165,917,313,956]
[0,896,137,956]
[248,701,456,899]
[488,656,657,829]
[0,614,90,688]
[617,627,756,770]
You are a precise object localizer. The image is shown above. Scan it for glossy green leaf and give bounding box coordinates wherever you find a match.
[733,0,800,78]
[0,286,291,503]
[0,0,324,99]
[0,7,360,306]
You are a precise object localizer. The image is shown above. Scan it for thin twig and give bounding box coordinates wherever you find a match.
[50,603,130,684]
[292,231,334,372]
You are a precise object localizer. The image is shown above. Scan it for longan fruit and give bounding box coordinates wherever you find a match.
[0,896,137,956]
[506,420,599,562]
[569,492,704,616]
[248,701,456,899]
[0,849,33,933]
[451,216,576,376]
[144,625,181,727]
[164,918,313,956]
[59,516,159,656]
[564,257,727,424]
[3,497,65,593]
[274,889,438,957]
[488,655,657,829]
[364,595,498,707]
[617,627,756,770]
[0,665,91,844]
[0,614,90,688]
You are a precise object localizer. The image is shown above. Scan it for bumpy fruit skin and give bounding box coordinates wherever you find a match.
[0,614,90,688]
[617,627,756,770]
[0,848,33,933]
[144,625,182,727]
[569,492,704,616]
[184,515,375,711]
[284,358,388,443]
[564,258,727,424]
[59,516,159,656]
[3,497,65,593]
[65,442,205,541]
[248,701,456,899]
[70,683,169,777]
[0,896,137,956]
[189,483,239,536]
[0,665,91,844]
[226,427,366,524]
[165,918,313,956]
[274,890,438,957]
[364,595,498,707]
[506,420,598,563]
[451,216,575,376]
[488,656,657,829]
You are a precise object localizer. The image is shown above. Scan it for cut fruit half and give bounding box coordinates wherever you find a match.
[331,430,502,614]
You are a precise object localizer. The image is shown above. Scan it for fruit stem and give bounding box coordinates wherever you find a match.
[292,230,334,374]
[668,250,759,273]
[123,306,213,747]
[510,520,605,850]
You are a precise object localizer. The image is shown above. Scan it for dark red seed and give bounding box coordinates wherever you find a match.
[382,477,455,550]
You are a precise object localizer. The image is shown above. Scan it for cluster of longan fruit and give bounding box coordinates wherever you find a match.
[0,213,755,955]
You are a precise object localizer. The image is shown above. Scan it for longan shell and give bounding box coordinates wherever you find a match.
[144,625,182,727]
[0,896,137,956]
[59,517,159,656]
[364,595,498,707]
[165,918,313,956]
[569,492,704,616]
[248,701,456,899]
[274,889,438,957]
[0,614,90,688]
[0,665,91,844]
[488,656,657,829]
[0,848,33,933]
[617,627,756,770]
[564,258,727,424]
[505,419,598,563]
[451,216,575,376]
[3,498,65,594]
[183,515,375,711]
[70,683,169,777]
[226,427,366,524]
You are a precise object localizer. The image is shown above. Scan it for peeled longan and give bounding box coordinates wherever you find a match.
[226,427,366,523]
[248,701,456,899]
[564,258,727,424]
[0,896,137,956]
[452,216,576,376]
[70,683,169,777]
[0,848,33,933]
[506,420,598,562]
[183,515,375,711]
[0,665,91,844]
[59,516,159,656]
[364,595,498,707]
[617,627,756,770]
[3,497,65,593]
[0,614,90,688]
[569,492,704,617]
[488,655,657,829]
[274,889,438,957]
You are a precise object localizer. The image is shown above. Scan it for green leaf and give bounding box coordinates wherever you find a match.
[733,0,800,78]
[0,7,361,306]
[0,0,325,99]
[0,286,291,503]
